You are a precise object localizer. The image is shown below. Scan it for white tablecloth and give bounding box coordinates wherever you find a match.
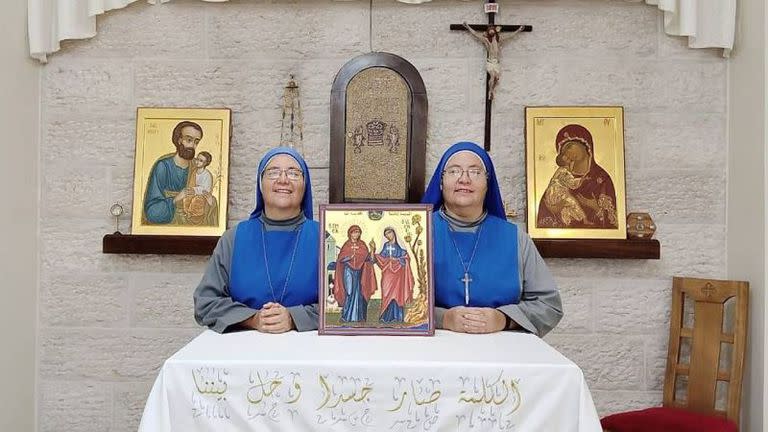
[138,330,601,432]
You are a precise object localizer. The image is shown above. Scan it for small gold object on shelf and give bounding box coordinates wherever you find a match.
[626,212,656,239]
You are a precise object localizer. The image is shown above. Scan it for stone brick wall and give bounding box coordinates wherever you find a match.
[39,0,727,430]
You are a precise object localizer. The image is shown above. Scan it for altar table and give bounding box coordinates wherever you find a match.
[138,330,601,432]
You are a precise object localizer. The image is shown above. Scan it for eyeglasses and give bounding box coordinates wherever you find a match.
[442,167,486,180]
[263,167,304,181]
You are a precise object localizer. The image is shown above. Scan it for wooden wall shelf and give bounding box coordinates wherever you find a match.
[102,234,219,255]
[533,238,660,259]
[103,234,660,259]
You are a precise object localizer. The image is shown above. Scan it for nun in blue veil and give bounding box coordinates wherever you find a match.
[421,142,563,336]
[194,147,319,333]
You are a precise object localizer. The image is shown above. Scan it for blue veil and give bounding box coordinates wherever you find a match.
[421,141,505,219]
[249,146,313,220]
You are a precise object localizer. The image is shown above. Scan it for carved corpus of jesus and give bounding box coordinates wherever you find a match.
[462,22,523,101]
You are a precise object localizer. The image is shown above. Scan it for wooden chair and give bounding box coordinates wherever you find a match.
[601,276,749,432]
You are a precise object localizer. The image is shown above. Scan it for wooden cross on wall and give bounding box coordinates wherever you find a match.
[451,0,532,151]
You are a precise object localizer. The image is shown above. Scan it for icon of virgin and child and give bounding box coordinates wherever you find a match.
[332,225,415,324]
[537,124,618,229]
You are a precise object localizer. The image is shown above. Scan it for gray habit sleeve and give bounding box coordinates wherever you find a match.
[193,227,258,333]
[435,307,448,329]
[287,304,320,332]
[497,228,563,337]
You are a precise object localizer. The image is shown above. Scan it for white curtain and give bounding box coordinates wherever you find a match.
[29,0,140,62]
[642,0,736,55]
[27,0,207,62]
[27,0,737,62]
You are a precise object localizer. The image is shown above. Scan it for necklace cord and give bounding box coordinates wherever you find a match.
[261,222,303,304]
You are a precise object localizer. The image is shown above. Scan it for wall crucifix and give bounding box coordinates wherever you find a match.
[451,0,532,151]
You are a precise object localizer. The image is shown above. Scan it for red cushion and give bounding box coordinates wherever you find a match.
[601,407,737,432]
